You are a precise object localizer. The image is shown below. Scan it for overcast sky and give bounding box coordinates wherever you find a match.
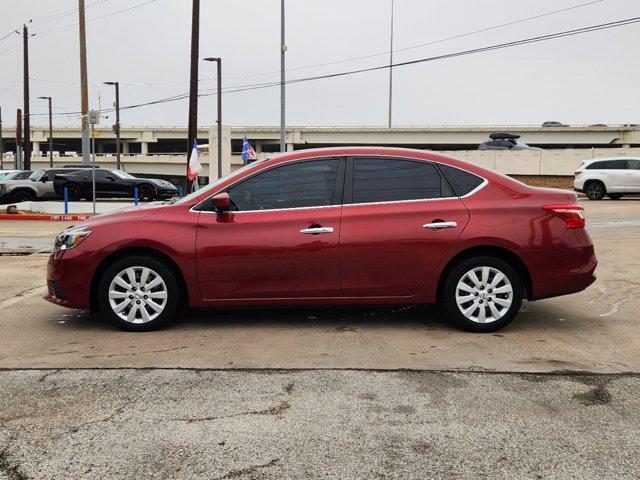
[1,0,640,128]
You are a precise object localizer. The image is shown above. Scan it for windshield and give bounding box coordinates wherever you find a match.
[28,169,46,181]
[111,170,135,179]
[173,160,266,205]
[0,173,8,180]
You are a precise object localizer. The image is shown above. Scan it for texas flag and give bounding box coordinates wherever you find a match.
[242,134,258,164]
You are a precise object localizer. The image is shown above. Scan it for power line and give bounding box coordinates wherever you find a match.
[0,80,23,95]
[30,0,113,27]
[196,0,608,80]
[27,13,640,117]
[32,0,159,35]
[23,0,607,87]
[0,40,22,58]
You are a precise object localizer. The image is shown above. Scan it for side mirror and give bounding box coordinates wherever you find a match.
[212,192,230,213]
[40,177,48,183]
[106,176,115,182]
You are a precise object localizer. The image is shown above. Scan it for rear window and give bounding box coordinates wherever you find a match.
[586,160,627,170]
[438,164,484,196]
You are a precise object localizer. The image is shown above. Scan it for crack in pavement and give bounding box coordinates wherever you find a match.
[215,458,279,480]
[173,401,291,423]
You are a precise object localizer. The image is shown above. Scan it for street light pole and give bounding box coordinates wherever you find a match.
[38,96,53,167]
[104,82,121,170]
[203,57,222,180]
[388,0,394,128]
[280,0,286,152]
[78,0,90,166]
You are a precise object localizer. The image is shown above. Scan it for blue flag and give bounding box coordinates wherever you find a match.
[242,134,258,164]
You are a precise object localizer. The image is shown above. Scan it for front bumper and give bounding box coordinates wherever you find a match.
[44,247,95,309]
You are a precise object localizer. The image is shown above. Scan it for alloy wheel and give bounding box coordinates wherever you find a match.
[586,183,603,200]
[455,266,513,324]
[108,266,168,324]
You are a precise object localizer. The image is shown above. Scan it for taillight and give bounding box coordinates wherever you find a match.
[543,204,585,229]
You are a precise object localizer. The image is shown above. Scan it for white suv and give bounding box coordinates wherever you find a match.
[574,157,640,200]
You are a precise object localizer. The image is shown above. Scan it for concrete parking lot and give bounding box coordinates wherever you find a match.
[0,199,639,478]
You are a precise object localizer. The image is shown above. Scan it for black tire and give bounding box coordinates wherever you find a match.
[440,256,523,333]
[65,182,83,201]
[585,181,605,200]
[138,184,156,202]
[607,193,624,200]
[10,189,36,203]
[97,255,179,331]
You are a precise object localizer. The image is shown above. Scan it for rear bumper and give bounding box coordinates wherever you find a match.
[521,228,597,300]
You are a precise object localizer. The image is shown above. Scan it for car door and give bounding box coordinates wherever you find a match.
[195,157,345,300]
[600,159,627,192]
[339,156,470,297]
[625,159,640,192]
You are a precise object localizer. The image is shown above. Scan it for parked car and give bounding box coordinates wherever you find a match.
[0,169,19,180]
[0,170,32,181]
[478,133,540,151]
[542,121,568,127]
[45,147,596,333]
[0,168,89,204]
[574,157,640,200]
[53,169,178,201]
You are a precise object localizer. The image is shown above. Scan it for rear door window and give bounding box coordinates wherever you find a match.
[348,157,452,204]
[438,164,484,196]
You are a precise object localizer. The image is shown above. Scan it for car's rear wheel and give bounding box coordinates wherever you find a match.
[98,255,179,331]
[10,190,36,203]
[138,184,156,202]
[585,181,605,200]
[608,193,624,200]
[65,182,83,201]
[441,256,523,333]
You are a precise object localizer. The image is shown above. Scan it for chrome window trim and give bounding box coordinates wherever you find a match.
[189,154,489,215]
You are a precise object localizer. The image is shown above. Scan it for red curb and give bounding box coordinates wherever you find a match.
[0,214,94,221]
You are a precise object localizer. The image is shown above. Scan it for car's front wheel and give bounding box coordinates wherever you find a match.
[98,255,179,331]
[441,256,523,333]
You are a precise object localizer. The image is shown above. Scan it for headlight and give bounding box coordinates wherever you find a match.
[55,229,92,250]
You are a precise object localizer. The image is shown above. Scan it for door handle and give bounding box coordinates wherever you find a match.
[300,227,334,235]
[423,221,457,230]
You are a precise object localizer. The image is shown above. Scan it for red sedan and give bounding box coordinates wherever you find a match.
[45,147,597,332]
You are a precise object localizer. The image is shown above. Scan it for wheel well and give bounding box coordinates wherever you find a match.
[9,187,37,199]
[89,246,189,312]
[436,245,533,301]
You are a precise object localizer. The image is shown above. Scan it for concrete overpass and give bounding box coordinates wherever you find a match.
[2,124,640,188]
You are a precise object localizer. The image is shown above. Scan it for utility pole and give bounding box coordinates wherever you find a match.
[38,96,54,167]
[23,24,31,170]
[185,0,200,192]
[203,57,222,180]
[280,0,286,152]
[0,107,3,170]
[387,0,394,128]
[78,0,90,166]
[15,109,22,170]
[104,82,121,169]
